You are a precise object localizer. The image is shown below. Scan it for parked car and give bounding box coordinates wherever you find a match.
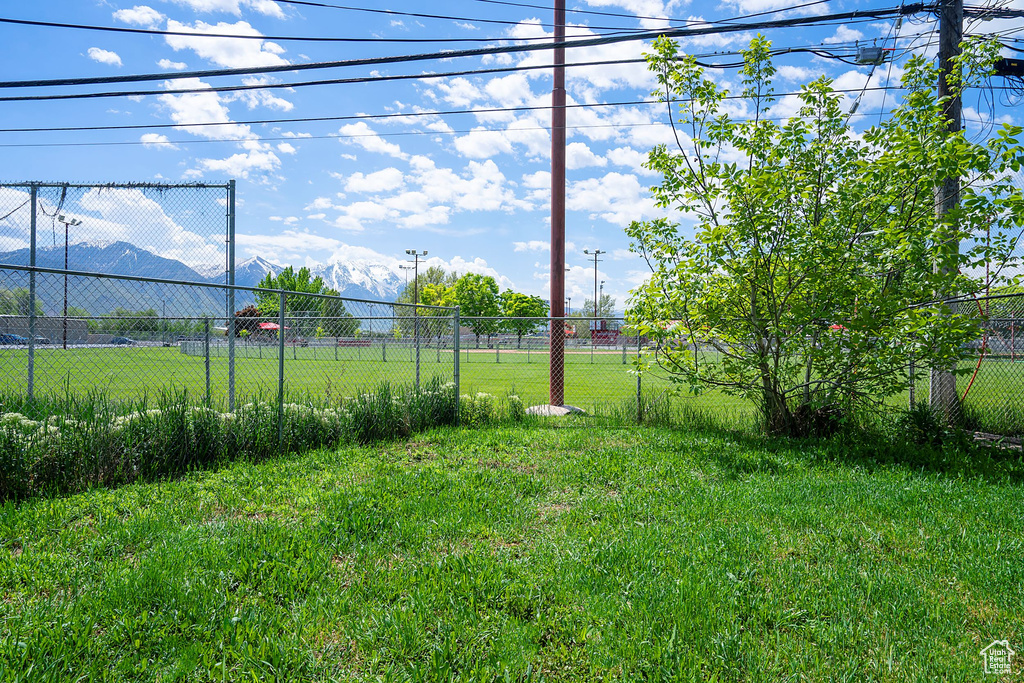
[33,336,51,345]
[110,337,136,345]
[0,333,27,345]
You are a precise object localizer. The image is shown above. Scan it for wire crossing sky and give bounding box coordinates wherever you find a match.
[0,0,1021,306]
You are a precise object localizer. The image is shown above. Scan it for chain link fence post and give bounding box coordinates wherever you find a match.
[204,318,211,404]
[27,185,37,401]
[637,332,642,423]
[277,291,286,447]
[226,181,236,412]
[909,356,916,409]
[454,306,460,425]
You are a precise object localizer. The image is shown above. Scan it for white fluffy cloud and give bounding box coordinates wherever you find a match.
[234,77,294,111]
[567,172,661,226]
[189,142,281,179]
[158,58,188,70]
[158,78,253,140]
[338,122,408,159]
[237,229,343,262]
[606,147,657,175]
[165,20,288,68]
[453,129,515,159]
[140,133,178,149]
[113,5,164,27]
[87,48,122,66]
[344,168,405,193]
[78,188,223,267]
[514,240,550,252]
[167,0,285,18]
[824,25,864,44]
[566,142,608,169]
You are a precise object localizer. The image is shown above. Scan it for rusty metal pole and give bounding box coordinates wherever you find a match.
[549,0,566,406]
[929,0,962,422]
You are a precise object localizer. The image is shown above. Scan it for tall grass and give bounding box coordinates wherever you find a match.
[0,378,458,501]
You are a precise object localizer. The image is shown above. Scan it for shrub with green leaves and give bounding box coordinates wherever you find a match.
[627,35,1024,435]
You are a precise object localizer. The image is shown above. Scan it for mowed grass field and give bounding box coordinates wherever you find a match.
[2,344,1022,428]
[0,344,726,414]
[1,425,1021,681]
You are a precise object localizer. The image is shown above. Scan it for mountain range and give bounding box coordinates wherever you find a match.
[0,241,404,318]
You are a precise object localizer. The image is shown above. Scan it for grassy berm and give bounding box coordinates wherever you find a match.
[1,424,1022,681]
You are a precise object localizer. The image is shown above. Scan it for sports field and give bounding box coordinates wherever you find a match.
[0,343,693,413]
[1,343,1021,428]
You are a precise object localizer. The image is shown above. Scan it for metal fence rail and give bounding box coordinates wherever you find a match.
[10,266,1023,432]
[0,264,458,415]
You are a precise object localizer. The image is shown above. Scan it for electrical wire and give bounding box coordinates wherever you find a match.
[0,111,1004,149]
[0,16,646,44]
[465,0,834,26]
[0,47,869,104]
[0,5,926,90]
[0,118,860,149]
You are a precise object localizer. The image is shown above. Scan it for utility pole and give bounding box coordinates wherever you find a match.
[405,249,427,390]
[930,0,962,422]
[549,0,566,406]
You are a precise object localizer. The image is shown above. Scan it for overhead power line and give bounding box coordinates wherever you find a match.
[0,16,645,43]
[466,0,835,24]
[0,99,655,134]
[0,109,1003,150]
[0,45,873,103]
[255,0,642,30]
[0,85,940,146]
[0,4,926,90]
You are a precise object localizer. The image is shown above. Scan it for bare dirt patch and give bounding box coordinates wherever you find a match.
[482,460,538,474]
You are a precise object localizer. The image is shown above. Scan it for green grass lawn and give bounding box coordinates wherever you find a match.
[1,424,1021,681]
[0,345,698,414]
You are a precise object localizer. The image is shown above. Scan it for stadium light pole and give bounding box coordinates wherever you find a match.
[405,249,427,389]
[584,249,604,319]
[399,263,414,294]
[57,214,82,350]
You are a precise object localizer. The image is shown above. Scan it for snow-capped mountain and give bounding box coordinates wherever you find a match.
[225,255,283,288]
[315,261,403,301]
[218,255,404,301]
[0,241,405,317]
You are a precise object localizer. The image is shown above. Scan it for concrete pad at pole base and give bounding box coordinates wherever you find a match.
[525,404,587,417]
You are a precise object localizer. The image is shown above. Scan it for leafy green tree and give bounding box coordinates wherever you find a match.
[453,273,500,347]
[395,266,455,305]
[0,288,43,317]
[581,294,616,319]
[256,266,358,336]
[626,35,1024,435]
[418,282,456,341]
[499,290,548,347]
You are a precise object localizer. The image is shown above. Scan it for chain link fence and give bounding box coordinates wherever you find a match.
[907,292,1024,435]
[0,264,458,416]
[457,316,682,418]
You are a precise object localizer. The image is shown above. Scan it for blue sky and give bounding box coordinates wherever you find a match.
[1,0,1020,307]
